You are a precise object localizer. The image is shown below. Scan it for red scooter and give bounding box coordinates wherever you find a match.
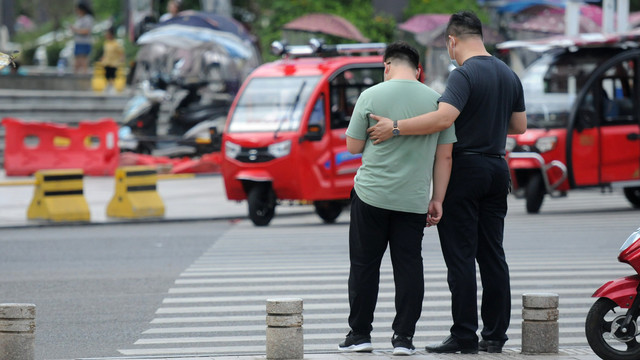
[586,228,640,360]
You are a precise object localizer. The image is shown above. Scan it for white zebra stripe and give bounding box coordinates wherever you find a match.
[120,194,635,357]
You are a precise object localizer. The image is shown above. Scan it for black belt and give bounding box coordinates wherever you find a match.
[455,151,504,159]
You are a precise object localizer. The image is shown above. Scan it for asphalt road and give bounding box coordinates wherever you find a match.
[0,188,639,359]
[0,221,232,360]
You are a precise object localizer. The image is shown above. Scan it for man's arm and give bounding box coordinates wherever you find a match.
[508,111,527,134]
[346,136,366,154]
[426,143,453,227]
[367,103,459,145]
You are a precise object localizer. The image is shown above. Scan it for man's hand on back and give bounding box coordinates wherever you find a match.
[367,114,394,144]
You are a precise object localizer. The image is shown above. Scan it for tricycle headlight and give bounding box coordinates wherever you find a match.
[505,137,516,152]
[535,136,557,153]
[225,141,241,159]
[268,140,292,158]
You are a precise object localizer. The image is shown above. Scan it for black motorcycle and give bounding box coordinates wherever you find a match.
[120,67,229,157]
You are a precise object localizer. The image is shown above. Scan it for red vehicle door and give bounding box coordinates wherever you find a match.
[597,59,640,183]
[326,65,384,199]
[296,91,336,199]
[571,52,640,187]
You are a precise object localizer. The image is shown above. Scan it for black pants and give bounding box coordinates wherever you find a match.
[104,66,117,80]
[347,190,426,337]
[437,154,511,346]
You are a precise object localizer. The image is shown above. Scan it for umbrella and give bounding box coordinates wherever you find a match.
[398,14,449,34]
[158,11,254,44]
[137,24,254,59]
[630,11,640,27]
[399,14,504,47]
[283,13,369,42]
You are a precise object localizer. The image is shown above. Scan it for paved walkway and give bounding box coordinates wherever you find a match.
[76,348,600,360]
[0,171,602,360]
[0,171,312,228]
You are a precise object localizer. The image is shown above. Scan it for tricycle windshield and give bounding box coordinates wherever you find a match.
[521,48,624,129]
[524,93,575,129]
[228,76,321,133]
[522,54,575,129]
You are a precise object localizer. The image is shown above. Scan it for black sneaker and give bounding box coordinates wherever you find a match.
[392,333,416,356]
[338,331,373,352]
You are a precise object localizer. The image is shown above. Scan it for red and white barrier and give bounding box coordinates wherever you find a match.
[2,117,119,176]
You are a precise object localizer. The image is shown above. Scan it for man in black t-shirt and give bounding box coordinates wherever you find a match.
[367,10,527,354]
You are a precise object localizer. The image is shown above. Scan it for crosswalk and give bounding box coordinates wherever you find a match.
[114,199,637,358]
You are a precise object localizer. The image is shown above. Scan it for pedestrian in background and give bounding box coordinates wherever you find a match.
[367,10,527,354]
[339,41,456,356]
[70,1,94,74]
[99,26,125,93]
[159,0,182,22]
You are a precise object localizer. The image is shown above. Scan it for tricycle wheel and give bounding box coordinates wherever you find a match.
[525,173,545,214]
[247,184,276,226]
[314,201,343,223]
[586,297,640,360]
[623,187,640,208]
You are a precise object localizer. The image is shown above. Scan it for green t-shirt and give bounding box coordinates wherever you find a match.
[346,79,456,214]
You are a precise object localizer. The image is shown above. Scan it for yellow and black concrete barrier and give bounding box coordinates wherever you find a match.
[27,169,90,222]
[107,166,164,219]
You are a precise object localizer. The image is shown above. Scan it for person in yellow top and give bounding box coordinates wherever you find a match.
[100,27,125,93]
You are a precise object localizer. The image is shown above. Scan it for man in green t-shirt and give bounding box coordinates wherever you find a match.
[338,41,456,355]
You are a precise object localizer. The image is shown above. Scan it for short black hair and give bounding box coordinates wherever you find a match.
[383,41,420,70]
[76,1,94,16]
[446,11,483,40]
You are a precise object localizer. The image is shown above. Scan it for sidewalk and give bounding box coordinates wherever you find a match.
[0,171,313,228]
[2,172,601,360]
[76,348,600,360]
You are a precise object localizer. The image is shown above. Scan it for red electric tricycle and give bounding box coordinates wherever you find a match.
[221,40,385,226]
[500,31,640,213]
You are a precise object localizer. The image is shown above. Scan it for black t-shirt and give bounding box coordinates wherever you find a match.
[439,56,525,155]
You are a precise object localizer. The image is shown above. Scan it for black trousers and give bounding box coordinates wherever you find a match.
[104,66,117,80]
[347,190,427,337]
[437,154,511,346]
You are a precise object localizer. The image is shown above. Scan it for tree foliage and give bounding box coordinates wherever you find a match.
[92,0,123,18]
[234,0,394,60]
[233,0,491,61]
[404,0,487,18]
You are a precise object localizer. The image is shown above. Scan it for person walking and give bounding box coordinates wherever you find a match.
[367,11,527,354]
[339,41,456,356]
[70,1,94,74]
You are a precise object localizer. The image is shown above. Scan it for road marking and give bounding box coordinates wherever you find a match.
[119,200,631,357]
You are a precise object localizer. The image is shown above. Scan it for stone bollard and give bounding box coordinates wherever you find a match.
[0,303,36,360]
[266,298,303,360]
[521,293,559,354]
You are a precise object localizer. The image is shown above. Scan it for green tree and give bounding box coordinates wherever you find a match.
[233,0,492,61]
[92,0,123,18]
[234,0,395,61]
[404,0,487,18]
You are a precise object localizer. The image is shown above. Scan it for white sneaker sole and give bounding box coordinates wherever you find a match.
[393,346,416,356]
[338,342,374,352]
